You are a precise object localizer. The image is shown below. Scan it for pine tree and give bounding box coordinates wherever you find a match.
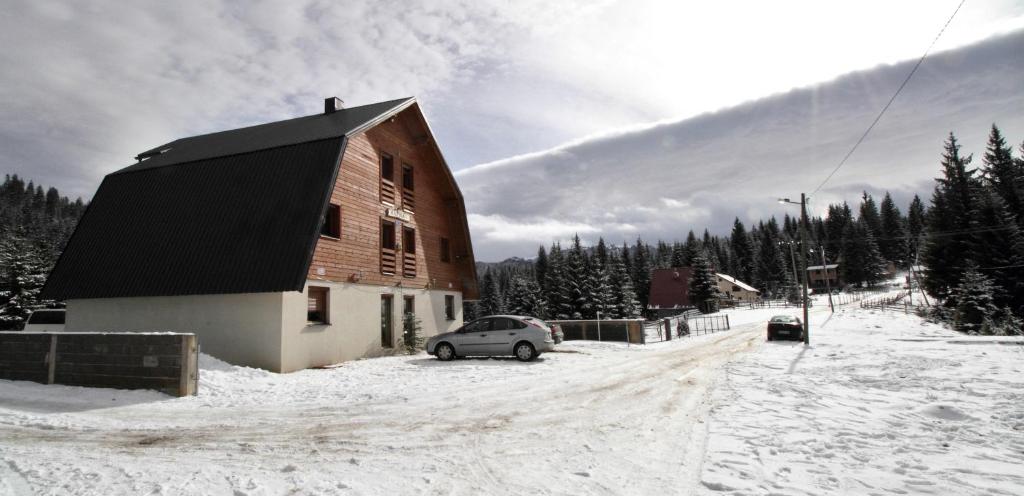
[684,230,701,266]
[563,235,589,319]
[594,238,609,270]
[608,250,640,318]
[730,219,756,285]
[670,242,686,268]
[906,195,927,261]
[923,133,977,299]
[535,245,548,292]
[506,276,547,318]
[479,270,505,316]
[401,312,425,354]
[968,187,1024,312]
[840,219,886,287]
[755,219,790,297]
[859,191,882,236]
[879,192,906,264]
[688,251,719,313]
[949,265,998,335]
[0,237,51,330]
[980,125,1023,225]
[632,238,652,311]
[823,202,853,260]
[545,243,572,319]
[585,260,614,319]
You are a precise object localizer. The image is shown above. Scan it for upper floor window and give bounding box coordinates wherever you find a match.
[440,237,451,263]
[321,204,341,238]
[402,163,414,190]
[381,220,396,250]
[381,153,394,182]
[380,153,396,205]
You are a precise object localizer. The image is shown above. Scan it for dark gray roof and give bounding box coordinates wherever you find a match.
[42,98,415,300]
[121,97,413,172]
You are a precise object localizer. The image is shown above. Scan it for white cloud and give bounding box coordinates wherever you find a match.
[458,31,1024,259]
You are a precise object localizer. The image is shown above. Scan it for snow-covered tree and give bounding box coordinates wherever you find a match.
[479,270,505,316]
[688,251,719,313]
[506,276,547,318]
[0,237,51,330]
[401,312,424,354]
[608,250,641,318]
[949,266,999,335]
[563,235,589,319]
[879,192,906,264]
[923,133,978,299]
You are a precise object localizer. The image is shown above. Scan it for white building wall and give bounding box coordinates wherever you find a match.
[65,293,285,371]
[279,280,463,373]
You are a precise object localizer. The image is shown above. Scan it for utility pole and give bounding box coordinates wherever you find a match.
[778,194,812,345]
[799,193,810,345]
[818,245,834,312]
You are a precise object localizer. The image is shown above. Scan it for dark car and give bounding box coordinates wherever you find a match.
[767,315,803,341]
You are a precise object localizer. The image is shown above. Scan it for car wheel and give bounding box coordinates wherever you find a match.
[435,343,456,361]
[514,342,536,362]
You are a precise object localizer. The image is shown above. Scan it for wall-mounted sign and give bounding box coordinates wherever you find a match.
[386,208,412,222]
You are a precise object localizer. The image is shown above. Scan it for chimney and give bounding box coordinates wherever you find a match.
[324,97,345,114]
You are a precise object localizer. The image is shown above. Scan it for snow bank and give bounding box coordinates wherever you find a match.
[699,307,1024,495]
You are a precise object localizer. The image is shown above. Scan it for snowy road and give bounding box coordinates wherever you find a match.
[0,312,785,495]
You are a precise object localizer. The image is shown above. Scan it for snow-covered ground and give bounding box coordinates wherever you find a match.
[1,301,1021,495]
[699,307,1024,495]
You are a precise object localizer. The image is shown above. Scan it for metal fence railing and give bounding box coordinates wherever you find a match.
[643,310,731,343]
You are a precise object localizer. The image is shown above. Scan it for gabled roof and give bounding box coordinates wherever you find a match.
[647,267,694,309]
[41,98,438,301]
[716,273,759,293]
[122,98,414,172]
[807,264,839,270]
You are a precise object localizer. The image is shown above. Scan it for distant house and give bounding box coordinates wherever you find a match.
[807,264,840,291]
[716,273,759,303]
[647,267,694,318]
[42,97,478,372]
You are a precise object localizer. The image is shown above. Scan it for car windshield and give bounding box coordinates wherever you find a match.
[770,316,797,323]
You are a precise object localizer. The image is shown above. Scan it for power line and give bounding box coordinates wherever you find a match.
[810,0,967,196]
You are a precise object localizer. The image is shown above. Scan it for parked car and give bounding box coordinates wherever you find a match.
[426,315,555,362]
[22,309,66,332]
[766,314,803,341]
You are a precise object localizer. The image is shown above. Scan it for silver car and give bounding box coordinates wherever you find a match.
[426,315,555,362]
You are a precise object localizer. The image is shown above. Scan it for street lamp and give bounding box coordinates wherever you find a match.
[778,195,810,345]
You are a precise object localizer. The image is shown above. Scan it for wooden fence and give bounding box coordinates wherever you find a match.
[0,332,199,397]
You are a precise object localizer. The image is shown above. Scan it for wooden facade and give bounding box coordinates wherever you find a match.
[306,106,477,296]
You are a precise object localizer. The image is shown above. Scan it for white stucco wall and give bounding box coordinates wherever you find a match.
[279,281,463,373]
[65,283,464,373]
[65,293,285,371]
[716,279,760,303]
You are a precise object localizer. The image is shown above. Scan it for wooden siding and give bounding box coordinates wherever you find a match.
[307,109,475,292]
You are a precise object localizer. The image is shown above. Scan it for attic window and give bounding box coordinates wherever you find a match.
[321,204,341,238]
[381,153,394,182]
[402,163,414,190]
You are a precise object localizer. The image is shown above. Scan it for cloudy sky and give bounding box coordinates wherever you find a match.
[2,1,1024,260]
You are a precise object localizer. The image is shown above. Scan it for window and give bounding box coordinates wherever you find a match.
[402,163,414,190]
[402,226,416,277]
[732,285,741,292]
[380,153,396,205]
[440,237,451,263]
[403,227,416,254]
[321,204,341,238]
[404,295,415,316]
[381,220,396,250]
[401,163,415,212]
[381,153,394,182]
[308,286,329,324]
[445,295,455,321]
